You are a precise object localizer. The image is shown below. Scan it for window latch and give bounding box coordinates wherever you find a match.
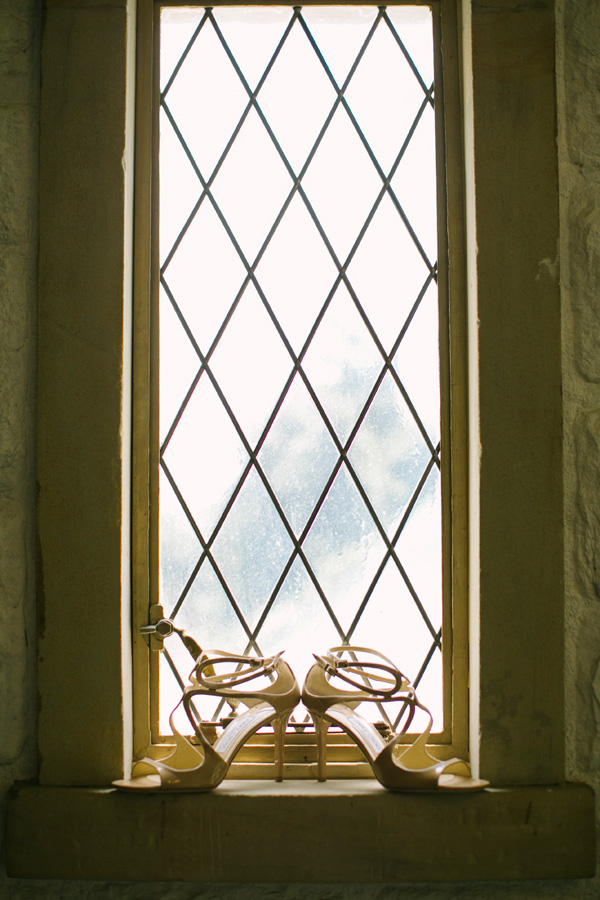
[139,604,203,661]
[139,604,173,651]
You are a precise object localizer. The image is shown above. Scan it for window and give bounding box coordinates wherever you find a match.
[133,1,469,768]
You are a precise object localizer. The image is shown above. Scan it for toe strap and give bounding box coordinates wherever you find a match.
[437,757,472,778]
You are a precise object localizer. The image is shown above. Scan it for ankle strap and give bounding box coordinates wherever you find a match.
[191,650,283,692]
[319,646,413,698]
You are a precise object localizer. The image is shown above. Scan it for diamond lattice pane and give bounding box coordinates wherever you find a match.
[160,9,203,93]
[161,373,248,537]
[258,20,337,173]
[393,280,441,444]
[348,559,439,724]
[254,193,339,354]
[301,105,382,262]
[161,199,248,356]
[159,469,203,612]
[302,465,388,633]
[387,6,435,88]
[301,282,382,444]
[302,6,378,87]
[210,467,295,633]
[209,106,293,262]
[159,111,202,263]
[159,284,202,443]
[213,6,290,92]
[208,282,293,448]
[390,102,438,264]
[345,192,431,353]
[162,14,249,178]
[347,371,433,537]
[394,463,442,617]
[343,14,428,174]
[158,5,444,734]
[255,556,346,687]
[258,374,339,536]
[175,558,252,652]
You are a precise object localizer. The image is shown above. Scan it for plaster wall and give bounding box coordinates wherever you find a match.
[0,0,599,897]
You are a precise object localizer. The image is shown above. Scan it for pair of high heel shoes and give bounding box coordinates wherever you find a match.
[114,640,488,793]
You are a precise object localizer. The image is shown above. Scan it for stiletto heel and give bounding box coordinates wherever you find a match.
[313,714,329,782]
[273,712,291,782]
[303,646,488,792]
[114,638,300,792]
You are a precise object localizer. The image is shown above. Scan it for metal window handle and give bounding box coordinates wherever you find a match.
[140,618,174,638]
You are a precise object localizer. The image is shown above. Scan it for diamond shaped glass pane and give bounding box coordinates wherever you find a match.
[159,109,201,262]
[347,371,434,538]
[393,280,440,444]
[162,373,248,538]
[160,8,203,92]
[387,6,434,87]
[258,373,339,536]
[302,282,382,443]
[163,16,249,178]
[302,104,382,262]
[213,6,290,92]
[348,560,438,724]
[302,6,377,87]
[163,560,255,727]
[258,19,337,173]
[303,465,387,632]
[159,285,201,443]
[159,468,202,612]
[344,12,427,174]
[394,464,442,619]
[254,193,338,354]
[255,556,344,685]
[162,198,247,355]
[211,467,294,633]
[208,282,293,448]
[210,106,293,262]
[390,102,437,264]
[345,192,430,353]
[175,557,251,650]
[410,645,442,727]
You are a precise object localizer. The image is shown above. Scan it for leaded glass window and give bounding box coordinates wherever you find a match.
[151,3,449,747]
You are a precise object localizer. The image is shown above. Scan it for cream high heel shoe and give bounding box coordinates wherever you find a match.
[302,646,488,792]
[114,648,300,792]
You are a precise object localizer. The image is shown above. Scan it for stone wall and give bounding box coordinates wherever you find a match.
[561,0,600,812]
[1,0,599,897]
[0,0,39,829]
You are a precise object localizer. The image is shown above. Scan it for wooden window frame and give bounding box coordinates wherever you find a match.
[131,0,469,772]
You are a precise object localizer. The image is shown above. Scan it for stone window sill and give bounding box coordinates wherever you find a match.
[7,780,595,882]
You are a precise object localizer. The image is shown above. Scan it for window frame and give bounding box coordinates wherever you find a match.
[131,0,469,769]
[9,0,593,883]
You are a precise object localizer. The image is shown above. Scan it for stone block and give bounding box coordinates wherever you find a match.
[0,250,34,353]
[574,409,600,598]
[0,0,39,106]
[564,0,600,169]
[569,181,600,382]
[567,603,600,774]
[0,106,38,246]
[0,505,29,767]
